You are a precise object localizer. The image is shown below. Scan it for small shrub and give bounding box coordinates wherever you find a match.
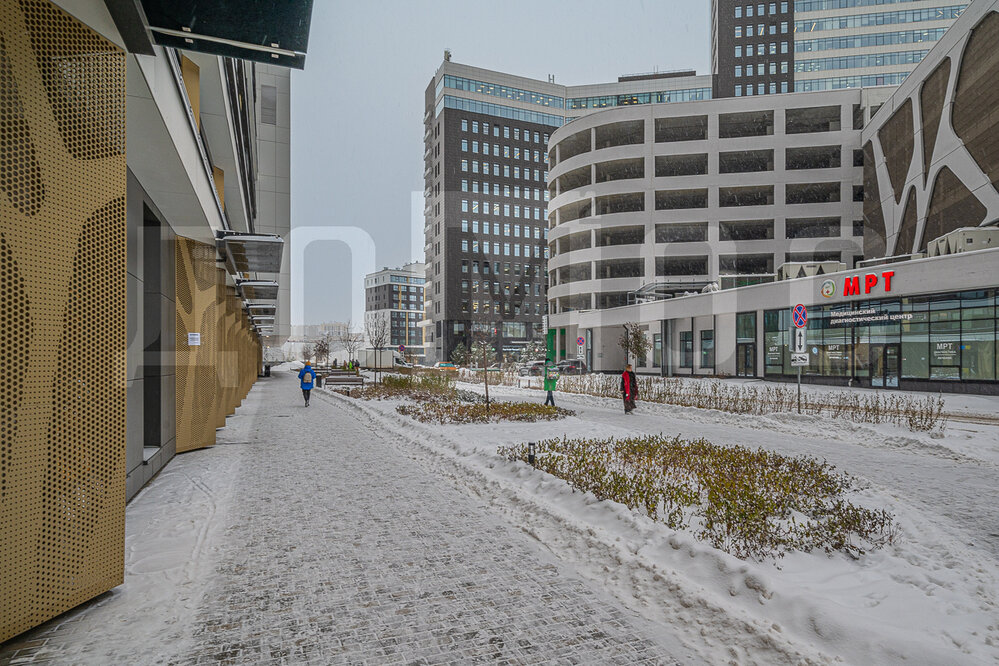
[397,401,574,424]
[498,434,898,561]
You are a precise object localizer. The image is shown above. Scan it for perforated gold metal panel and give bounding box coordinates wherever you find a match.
[175,239,260,452]
[175,237,219,452]
[0,0,126,643]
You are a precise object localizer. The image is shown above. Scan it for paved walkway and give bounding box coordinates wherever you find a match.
[2,373,688,665]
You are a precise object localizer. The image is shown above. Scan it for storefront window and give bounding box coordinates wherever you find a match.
[700,330,714,369]
[762,289,997,384]
[653,333,662,368]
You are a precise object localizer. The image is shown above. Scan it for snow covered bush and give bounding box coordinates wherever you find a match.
[498,434,898,561]
[352,372,457,402]
[553,375,945,432]
[397,401,574,424]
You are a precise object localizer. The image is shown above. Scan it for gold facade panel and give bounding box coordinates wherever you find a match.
[1,0,125,643]
[175,240,260,453]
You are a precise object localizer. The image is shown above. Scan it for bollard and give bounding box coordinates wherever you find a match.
[528,442,536,466]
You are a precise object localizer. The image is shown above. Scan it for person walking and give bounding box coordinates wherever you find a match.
[620,363,638,414]
[543,357,558,407]
[298,360,317,407]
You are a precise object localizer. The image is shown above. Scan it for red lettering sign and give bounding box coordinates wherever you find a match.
[844,276,860,296]
[864,273,878,294]
[882,270,894,292]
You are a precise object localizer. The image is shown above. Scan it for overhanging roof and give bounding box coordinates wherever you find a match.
[140,0,315,69]
[245,303,277,316]
[219,232,284,275]
[237,280,279,300]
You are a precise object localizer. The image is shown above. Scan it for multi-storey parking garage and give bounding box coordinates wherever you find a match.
[545,87,892,315]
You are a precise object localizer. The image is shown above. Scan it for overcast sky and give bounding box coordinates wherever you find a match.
[291,0,710,325]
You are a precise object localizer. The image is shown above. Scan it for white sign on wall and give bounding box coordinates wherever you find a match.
[187,332,202,346]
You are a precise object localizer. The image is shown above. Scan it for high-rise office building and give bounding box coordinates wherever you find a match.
[365,263,427,361]
[423,58,712,363]
[712,0,796,98]
[712,1,966,98]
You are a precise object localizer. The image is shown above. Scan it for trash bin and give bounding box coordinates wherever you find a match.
[315,373,323,388]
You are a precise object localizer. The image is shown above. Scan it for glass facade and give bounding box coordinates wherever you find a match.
[796,0,926,9]
[443,75,564,109]
[794,6,966,33]
[796,71,910,91]
[795,49,928,73]
[566,88,711,110]
[763,289,998,384]
[795,27,948,53]
[439,95,564,127]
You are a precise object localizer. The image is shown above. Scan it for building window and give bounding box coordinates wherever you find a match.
[770,82,777,94]
[769,2,776,14]
[781,21,788,33]
[653,333,662,368]
[680,331,693,368]
[769,62,776,75]
[735,65,742,78]
[781,41,788,54]
[701,330,715,369]
[261,85,277,124]
[758,83,764,95]
[736,25,742,37]
[461,119,468,132]
[735,85,743,96]
[781,61,788,74]
[735,45,742,57]
[757,43,764,55]
[735,5,742,17]
[747,5,753,17]
[769,42,777,54]
[781,81,788,93]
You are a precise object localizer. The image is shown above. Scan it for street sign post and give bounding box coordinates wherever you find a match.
[791,304,808,414]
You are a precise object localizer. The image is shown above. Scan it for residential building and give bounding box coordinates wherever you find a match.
[365,262,427,360]
[547,0,998,395]
[0,0,313,643]
[712,0,965,98]
[423,58,712,363]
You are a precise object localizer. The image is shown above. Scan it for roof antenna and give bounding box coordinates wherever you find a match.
[444,48,451,61]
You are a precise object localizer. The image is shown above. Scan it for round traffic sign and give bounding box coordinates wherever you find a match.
[792,304,808,328]
[576,336,585,346]
[398,344,405,352]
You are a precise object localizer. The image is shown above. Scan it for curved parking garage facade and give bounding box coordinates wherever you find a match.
[545,88,893,316]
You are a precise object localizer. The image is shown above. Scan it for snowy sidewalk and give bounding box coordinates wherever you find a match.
[0,372,691,665]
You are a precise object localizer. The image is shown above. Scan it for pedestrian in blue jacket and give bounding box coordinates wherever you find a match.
[298,361,317,407]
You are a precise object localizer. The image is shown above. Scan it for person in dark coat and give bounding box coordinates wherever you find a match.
[298,361,317,407]
[620,364,638,414]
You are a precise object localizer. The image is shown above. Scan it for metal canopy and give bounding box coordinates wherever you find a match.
[245,303,277,316]
[140,0,315,68]
[237,280,279,300]
[220,233,284,275]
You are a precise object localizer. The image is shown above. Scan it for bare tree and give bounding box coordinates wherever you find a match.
[334,320,363,370]
[302,343,315,364]
[471,330,498,412]
[619,322,650,367]
[313,338,330,366]
[365,314,390,384]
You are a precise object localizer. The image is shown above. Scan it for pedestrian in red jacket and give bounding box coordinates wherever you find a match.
[620,364,638,414]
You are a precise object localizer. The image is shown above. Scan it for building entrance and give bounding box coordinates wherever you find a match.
[736,342,755,377]
[870,343,901,388]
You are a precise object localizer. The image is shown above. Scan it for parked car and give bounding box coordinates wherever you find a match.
[556,359,588,375]
[432,361,458,371]
[518,360,547,376]
[394,359,413,368]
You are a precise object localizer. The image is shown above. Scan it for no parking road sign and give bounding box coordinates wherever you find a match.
[576,336,585,346]
[792,304,808,328]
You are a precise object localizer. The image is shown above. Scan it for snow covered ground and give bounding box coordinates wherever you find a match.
[327,377,999,665]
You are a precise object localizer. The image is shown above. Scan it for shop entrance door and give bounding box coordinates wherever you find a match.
[870,343,900,388]
[736,343,755,377]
